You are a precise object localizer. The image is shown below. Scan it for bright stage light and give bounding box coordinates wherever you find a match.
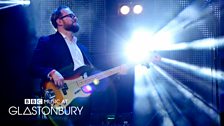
[120,5,130,15]
[125,43,149,64]
[133,5,143,14]
[0,0,30,9]
[125,29,153,64]
[0,0,30,5]
[81,85,92,93]
[124,28,174,63]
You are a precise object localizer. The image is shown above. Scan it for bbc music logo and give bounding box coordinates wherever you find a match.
[24,98,68,105]
[24,99,43,105]
[9,99,83,116]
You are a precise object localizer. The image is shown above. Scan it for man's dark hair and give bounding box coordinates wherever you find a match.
[51,5,69,28]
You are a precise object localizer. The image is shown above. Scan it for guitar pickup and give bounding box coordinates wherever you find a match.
[62,83,68,95]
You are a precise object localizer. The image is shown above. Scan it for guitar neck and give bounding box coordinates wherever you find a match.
[76,54,160,87]
[78,64,131,87]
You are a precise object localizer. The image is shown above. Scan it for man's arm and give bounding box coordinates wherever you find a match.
[30,37,53,78]
[29,37,64,87]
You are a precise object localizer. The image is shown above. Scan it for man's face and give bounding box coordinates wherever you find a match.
[59,8,79,33]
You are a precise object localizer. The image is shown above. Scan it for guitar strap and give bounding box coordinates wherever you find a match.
[77,43,95,69]
[82,51,94,69]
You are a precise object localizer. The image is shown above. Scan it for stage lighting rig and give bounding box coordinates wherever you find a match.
[0,0,30,10]
[118,3,143,15]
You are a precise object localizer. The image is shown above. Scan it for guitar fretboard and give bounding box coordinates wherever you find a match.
[78,64,130,87]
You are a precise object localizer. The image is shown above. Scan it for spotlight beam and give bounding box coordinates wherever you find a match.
[153,37,224,51]
[152,0,220,46]
[147,67,192,125]
[147,68,191,125]
[152,64,220,124]
[0,0,30,10]
[161,58,224,80]
[134,65,174,126]
[0,4,20,10]
[159,61,211,83]
[0,0,30,4]
[157,62,216,106]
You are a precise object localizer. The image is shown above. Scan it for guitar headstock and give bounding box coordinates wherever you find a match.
[118,52,162,73]
[149,53,161,62]
[141,52,161,68]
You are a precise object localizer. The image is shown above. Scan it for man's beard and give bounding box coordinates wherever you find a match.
[64,23,80,33]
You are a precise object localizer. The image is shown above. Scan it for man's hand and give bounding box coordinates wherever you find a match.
[118,64,129,75]
[49,70,64,87]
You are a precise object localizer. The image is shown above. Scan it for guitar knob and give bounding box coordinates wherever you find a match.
[44,89,55,100]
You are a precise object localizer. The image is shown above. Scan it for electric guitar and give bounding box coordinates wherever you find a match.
[43,55,161,108]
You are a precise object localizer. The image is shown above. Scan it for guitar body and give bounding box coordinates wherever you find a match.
[41,56,160,126]
[42,55,161,108]
[43,66,92,108]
